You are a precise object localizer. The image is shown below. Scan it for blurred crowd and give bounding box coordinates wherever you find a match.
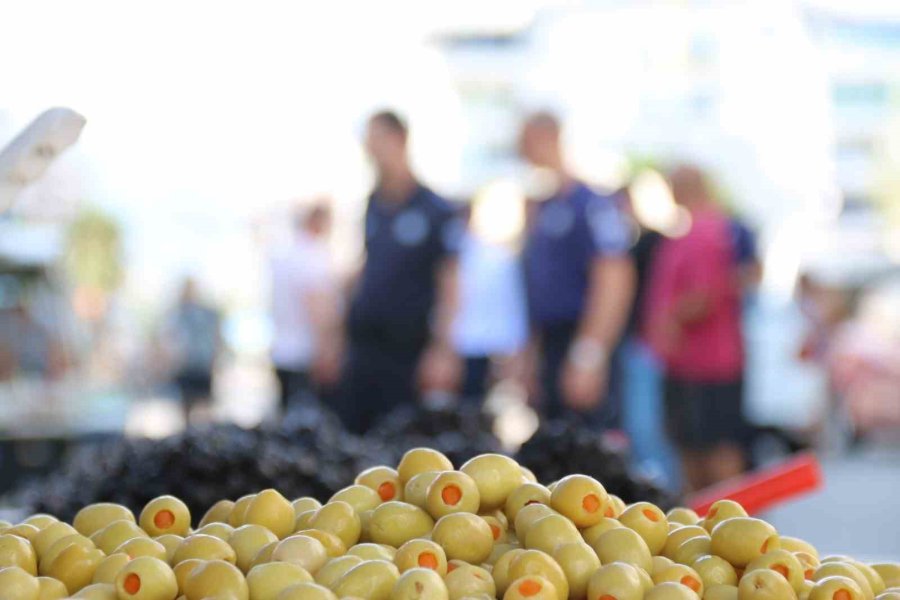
[150,109,763,494]
[6,108,897,496]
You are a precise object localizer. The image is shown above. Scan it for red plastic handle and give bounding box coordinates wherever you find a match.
[686,452,823,516]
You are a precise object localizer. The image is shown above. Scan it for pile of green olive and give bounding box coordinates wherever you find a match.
[0,448,896,600]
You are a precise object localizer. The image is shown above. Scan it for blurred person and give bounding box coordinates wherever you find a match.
[643,165,747,492]
[452,184,529,401]
[337,110,462,433]
[165,278,222,422]
[617,186,681,491]
[0,302,66,382]
[518,111,636,422]
[269,200,341,410]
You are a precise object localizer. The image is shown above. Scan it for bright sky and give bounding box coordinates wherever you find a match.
[1,1,538,306]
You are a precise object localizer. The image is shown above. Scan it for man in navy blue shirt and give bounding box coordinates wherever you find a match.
[519,111,636,420]
[337,110,462,433]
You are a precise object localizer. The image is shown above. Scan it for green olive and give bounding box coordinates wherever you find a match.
[4,524,40,543]
[333,560,400,600]
[356,466,404,503]
[779,536,818,560]
[666,508,700,526]
[652,564,704,597]
[581,517,624,547]
[308,501,361,548]
[746,549,805,593]
[432,513,494,565]
[738,568,796,600]
[0,534,38,575]
[140,496,191,537]
[549,475,608,528]
[74,503,136,538]
[73,583,118,600]
[444,563,496,600]
[460,454,524,511]
[619,502,668,555]
[33,522,79,558]
[493,549,527,597]
[90,520,148,556]
[808,576,865,600]
[652,556,677,577]
[395,539,448,576]
[404,472,443,509]
[292,510,316,534]
[425,472,481,519]
[171,534,237,566]
[228,524,279,573]
[551,542,599,600]
[153,535,183,565]
[294,529,346,558]
[198,499,235,527]
[523,514,581,555]
[22,515,58,531]
[193,522,235,541]
[36,575,68,600]
[691,554,738,588]
[92,552,131,585]
[592,527,652,573]
[872,565,900,589]
[368,502,434,548]
[114,556,177,600]
[291,497,322,519]
[662,525,709,560]
[504,575,557,600]
[43,543,105,594]
[796,552,821,581]
[0,566,40,599]
[172,558,204,593]
[114,537,168,562]
[314,555,363,589]
[673,536,712,566]
[182,559,249,600]
[276,582,338,600]
[328,485,382,514]
[271,535,328,576]
[397,448,454,485]
[710,518,779,568]
[244,489,295,540]
[606,495,626,518]
[228,494,256,528]
[704,584,739,600]
[813,563,874,600]
[246,561,313,600]
[508,549,568,600]
[702,500,748,534]
[346,543,396,562]
[587,562,644,600]
[248,540,278,571]
[481,515,507,544]
[504,484,552,525]
[513,504,557,542]
[644,581,700,600]
[392,567,450,600]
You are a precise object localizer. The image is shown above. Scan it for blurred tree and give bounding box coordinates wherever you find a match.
[64,208,122,322]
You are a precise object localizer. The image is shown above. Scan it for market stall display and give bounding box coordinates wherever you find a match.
[0,447,895,600]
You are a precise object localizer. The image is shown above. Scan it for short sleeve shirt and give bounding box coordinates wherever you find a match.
[350,184,461,329]
[523,181,632,326]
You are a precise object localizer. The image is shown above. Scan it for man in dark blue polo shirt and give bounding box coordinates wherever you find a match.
[336,110,462,433]
[519,111,636,421]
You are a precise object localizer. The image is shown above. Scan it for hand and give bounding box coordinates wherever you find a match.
[560,358,608,411]
[417,343,462,394]
[505,347,539,402]
[311,336,343,387]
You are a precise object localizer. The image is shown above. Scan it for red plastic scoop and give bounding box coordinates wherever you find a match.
[686,452,823,516]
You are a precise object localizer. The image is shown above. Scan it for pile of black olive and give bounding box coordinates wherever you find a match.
[10,400,676,523]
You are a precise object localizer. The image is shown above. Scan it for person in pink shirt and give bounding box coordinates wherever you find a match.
[643,165,747,491]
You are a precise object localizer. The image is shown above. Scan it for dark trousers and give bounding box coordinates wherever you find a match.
[275,367,311,412]
[537,321,620,428]
[335,327,426,434]
[460,355,491,402]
